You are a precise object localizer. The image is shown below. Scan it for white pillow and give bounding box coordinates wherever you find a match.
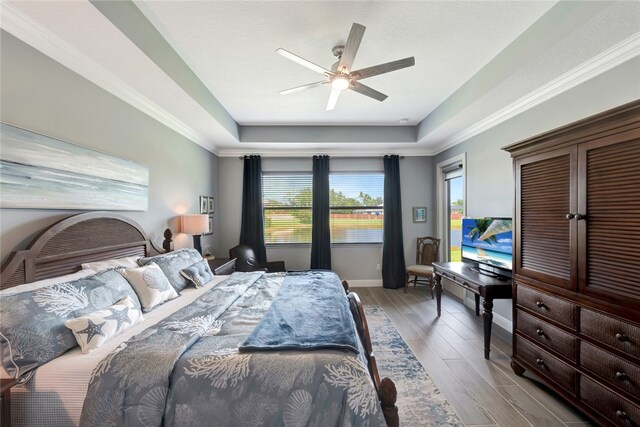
[81,256,141,272]
[0,269,96,297]
[65,296,143,353]
[119,263,178,311]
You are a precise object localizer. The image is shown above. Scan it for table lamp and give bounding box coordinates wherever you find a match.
[181,214,209,254]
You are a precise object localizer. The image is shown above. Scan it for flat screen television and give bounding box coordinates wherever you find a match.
[461,217,513,272]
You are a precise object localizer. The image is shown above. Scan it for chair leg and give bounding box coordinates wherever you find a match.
[404,273,410,293]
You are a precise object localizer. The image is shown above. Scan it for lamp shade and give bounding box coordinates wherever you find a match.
[181,214,209,235]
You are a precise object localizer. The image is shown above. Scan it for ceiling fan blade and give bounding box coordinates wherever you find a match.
[352,57,415,80]
[326,88,342,111]
[276,48,330,75]
[280,81,327,95]
[337,23,366,73]
[350,82,388,102]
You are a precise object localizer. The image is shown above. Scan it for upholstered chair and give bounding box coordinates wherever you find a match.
[404,237,441,297]
[228,244,286,273]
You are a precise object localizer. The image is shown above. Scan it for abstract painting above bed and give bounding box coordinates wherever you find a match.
[0,123,149,210]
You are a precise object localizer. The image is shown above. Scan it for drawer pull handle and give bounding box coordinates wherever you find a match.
[565,213,575,220]
[615,410,628,420]
[536,329,545,336]
[535,358,544,366]
[615,371,628,381]
[616,333,629,342]
[535,301,546,309]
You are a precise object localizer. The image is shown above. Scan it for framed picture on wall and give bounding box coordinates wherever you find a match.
[413,207,427,223]
[205,215,214,235]
[208,197,215,214]
[200,196,209,214]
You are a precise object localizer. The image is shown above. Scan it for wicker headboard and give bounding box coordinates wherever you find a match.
[1,212,164,290]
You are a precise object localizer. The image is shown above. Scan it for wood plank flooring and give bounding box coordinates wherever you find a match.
[355,286,594,427]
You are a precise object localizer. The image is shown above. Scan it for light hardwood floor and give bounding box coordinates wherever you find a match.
[355,286,594,427]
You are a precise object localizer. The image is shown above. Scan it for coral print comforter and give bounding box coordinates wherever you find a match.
[80,271,386,427]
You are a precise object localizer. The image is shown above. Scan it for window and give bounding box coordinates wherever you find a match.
[330,173,384,244]
[262,172,384,244]
[437,154,465,262]
[263,174,312,244]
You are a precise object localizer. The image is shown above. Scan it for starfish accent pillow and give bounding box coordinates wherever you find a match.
[65,296,143,353]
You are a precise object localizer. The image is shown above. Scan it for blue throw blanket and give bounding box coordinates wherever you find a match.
[239,270,359,353]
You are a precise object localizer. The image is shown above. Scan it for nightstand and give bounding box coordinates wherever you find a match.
[207,257,236,275]
[1,378,18,427]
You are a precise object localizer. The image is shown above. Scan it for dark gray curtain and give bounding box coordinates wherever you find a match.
[311,155,331,269]
[382,155,406,289]
[240,155,267,264]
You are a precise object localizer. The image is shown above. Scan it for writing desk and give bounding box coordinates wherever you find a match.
[432,262,512,359]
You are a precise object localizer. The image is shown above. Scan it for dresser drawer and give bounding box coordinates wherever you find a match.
[581,308,640,361]
[580,375,640,426]
[517,284,577,329]
[517,309,577,362]
[515,335,577,394]
[581,340,640,399]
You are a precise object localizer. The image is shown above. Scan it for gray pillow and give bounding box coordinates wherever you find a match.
[0,269,141,379]
[180,259,214,288]
[138,249,203,292]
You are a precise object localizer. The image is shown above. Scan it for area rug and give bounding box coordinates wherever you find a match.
[365,305,463,426]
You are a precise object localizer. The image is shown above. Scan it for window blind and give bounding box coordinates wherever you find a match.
[262,174,312,244]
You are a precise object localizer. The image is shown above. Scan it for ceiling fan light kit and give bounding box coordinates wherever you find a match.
[277,23,415,111]
[331,75,350,91]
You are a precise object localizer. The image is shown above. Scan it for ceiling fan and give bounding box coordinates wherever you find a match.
[277,23,415,111]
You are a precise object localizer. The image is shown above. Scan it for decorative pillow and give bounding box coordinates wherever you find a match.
[119,263,178,311]
[137,248,203,292]
[0,269,141,379]
[180,260,214,288]
[0,269,96,297]
[81,256,141,272]
[65,296,143,353]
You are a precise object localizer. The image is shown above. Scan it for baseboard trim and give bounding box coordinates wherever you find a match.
[464,296,513,333]
[347,279,383,288]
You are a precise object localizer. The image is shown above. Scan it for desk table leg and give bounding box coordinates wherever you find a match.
[482,298,494,359]
[435,274,442,317]
[474,294,480,316]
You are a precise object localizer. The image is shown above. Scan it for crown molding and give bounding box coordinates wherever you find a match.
[430,32,640,155]
[0,2,217,153]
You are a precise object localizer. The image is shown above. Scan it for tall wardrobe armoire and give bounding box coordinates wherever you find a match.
[504,100,640,426]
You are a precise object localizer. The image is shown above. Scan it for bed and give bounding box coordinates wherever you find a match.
[0,212,398,427]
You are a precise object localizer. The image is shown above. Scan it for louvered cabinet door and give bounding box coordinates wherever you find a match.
[579,135,640,310]
[515,147,577,289]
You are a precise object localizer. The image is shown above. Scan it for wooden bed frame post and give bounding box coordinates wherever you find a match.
[344,282,399,427]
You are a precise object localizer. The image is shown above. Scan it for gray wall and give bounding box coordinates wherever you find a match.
[433,57,640,325]
[218,156,434,283]
[0,32,219,263]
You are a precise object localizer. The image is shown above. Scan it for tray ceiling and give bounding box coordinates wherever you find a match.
[2,1,639,156]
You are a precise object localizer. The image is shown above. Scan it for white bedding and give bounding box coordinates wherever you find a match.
[10,276,228,427]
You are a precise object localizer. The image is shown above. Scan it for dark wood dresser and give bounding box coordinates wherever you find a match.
[504,100,640,426]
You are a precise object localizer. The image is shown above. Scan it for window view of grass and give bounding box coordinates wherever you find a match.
[449,175,464,261]
[263,173,384,244]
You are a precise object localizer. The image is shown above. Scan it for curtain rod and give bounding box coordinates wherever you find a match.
[238,156,405,160]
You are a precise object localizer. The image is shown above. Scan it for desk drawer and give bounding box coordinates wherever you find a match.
[517,309,577,362]
[581,308,640,361]
[581,341,640,399]
[516,335,577,394]
[517,284,577,329]
[580,375,640,426]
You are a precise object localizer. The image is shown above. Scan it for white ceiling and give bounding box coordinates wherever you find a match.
[2,1,639,156]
